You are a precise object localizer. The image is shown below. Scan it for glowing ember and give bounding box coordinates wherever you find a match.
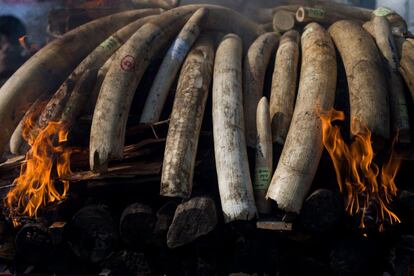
[320,109,401,231]
[5,114,73,225]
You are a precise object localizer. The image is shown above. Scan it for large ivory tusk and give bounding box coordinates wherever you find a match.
[213,34,257,222]
[254,97,273,214]
[269,30,300,145]
[37,12,160,130]
[329,20,390,141]
[140,8,208,124]
[372,16,410,143]
[0,9,152,156]
[90,4,264,172]
[267,23,337,213]
[243,32,279,148]
[161,35,215,198]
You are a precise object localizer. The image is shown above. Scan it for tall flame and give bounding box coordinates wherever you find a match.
[320,109,401,231]
[5,113,73,225]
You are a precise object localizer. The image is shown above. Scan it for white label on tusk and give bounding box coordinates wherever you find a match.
[169,38,190,61]
[99,36,122,51]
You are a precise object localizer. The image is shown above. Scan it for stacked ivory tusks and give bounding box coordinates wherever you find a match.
[2,2,414,221]
[89,5,264,172]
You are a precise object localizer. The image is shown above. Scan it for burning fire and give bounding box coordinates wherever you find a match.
[5,114,73,225]
[320,109,401,231]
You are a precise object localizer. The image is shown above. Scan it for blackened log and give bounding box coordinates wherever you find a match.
[167,197,217,248]
[66,205,119,263]
[154,201,178,239]
[119,203,155,248]
[15,223,53,263]
[298,189,343,233]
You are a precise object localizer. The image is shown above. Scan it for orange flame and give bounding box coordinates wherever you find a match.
[5,114,73,225]
[320,109,401,231]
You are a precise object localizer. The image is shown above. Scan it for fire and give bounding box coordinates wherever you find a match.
[5,114,73,225]
[320,109,401,231]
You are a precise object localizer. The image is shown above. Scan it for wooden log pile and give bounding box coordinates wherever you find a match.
[0,0,413,274]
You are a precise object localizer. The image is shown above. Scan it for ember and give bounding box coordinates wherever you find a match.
[320,109,401,230]
[5,114,73,225]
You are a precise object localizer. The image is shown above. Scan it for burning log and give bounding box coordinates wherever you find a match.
[160,35,215,198]
[329,20,390,141]
[119,203,155,248]
[66,205,119,263]
[90,5,264,172]
[37,11,160,130]
[254,97,273,214]
[243,32,279,148]
[0,10,150,157]
[212,34,257,222]
[269,30,300,145]
[272,10,296,33]
[140,8,208,124]
[371,15,410,143]
[167,197,217,248]
[266,23,337,213]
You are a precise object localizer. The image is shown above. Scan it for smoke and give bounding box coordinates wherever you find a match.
[0,1,56,45]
